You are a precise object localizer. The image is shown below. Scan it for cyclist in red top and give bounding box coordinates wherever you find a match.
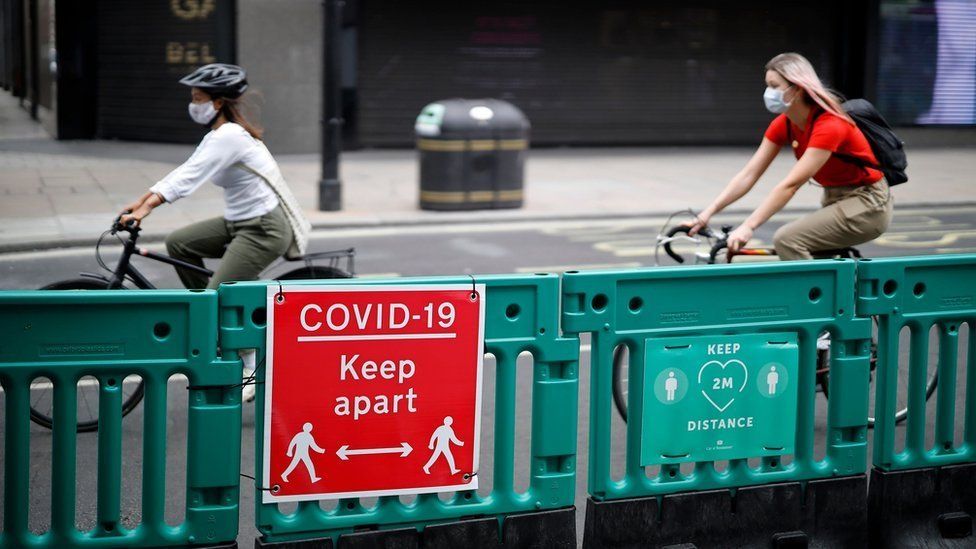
[689,52,893,259]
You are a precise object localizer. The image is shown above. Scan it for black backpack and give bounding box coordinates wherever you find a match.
[786,99,908,185]
[840,99,908,185]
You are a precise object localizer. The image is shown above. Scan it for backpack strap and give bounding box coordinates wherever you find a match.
[788,110,881,180]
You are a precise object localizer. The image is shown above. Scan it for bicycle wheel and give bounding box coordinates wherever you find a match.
[818,332,938,428]
[32,278,146,432]
[277,265,353,280]
[612,346,629,422]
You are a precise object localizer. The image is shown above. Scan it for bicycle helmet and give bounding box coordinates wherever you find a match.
[179,63,248,99]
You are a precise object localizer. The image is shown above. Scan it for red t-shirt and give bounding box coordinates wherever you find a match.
[764,108,883,187]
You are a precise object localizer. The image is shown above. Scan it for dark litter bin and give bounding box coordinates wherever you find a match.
[415,98,529,211]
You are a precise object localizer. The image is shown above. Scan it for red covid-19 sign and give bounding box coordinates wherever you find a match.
[262,284,485,503]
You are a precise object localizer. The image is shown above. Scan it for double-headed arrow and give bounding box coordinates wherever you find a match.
[336,442,413,460]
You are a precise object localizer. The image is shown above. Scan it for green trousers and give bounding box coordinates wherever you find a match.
[165,205,293,290]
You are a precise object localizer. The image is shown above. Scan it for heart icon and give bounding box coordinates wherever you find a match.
[697,359,749,412]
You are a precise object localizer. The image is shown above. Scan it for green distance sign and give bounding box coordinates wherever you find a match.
[640,332,799,466]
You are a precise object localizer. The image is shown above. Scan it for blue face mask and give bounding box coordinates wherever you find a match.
[763,86,792,114]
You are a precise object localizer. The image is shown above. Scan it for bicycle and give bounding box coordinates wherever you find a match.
[611,210,938,427]
[30,218,355,432]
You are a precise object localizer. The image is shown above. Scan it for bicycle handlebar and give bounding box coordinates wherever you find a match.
[709,240,729,264]
[661,225,716,264]
[662,226,691,264]
[110,214,140,236]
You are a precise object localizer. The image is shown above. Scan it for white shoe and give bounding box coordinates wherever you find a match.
[817,333,831,352]
[242,379,256,403]
[240,349,257,403]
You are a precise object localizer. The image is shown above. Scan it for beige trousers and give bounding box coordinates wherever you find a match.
[773,179,894,260]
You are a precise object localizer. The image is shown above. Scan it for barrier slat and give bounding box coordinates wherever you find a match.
[967,326,976,448]
[935,326,959,452]
[217,275,579,545]
[4,379,31,547]
[873,316,900,468]
[51,373,78,539]
[906,323,930,460]
[494,347,517,499]
[96,375,124,536]
[141,375,167,537]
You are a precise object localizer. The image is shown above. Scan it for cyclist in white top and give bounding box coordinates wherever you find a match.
[119,64,309,290]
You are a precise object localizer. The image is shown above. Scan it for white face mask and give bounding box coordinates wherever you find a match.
[188,101,218,125]
[763,86,792,114]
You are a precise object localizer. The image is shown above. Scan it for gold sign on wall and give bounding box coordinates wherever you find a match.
[170,0,216,20]
[166,41,217,64]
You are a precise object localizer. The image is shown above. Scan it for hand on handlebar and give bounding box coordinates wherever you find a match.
[121,198,144,216]
[682,213,711,237]
[725,225,753,257]
[118,205,152,229]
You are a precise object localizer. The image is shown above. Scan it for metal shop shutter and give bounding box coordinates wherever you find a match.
[357,0,839,147]
[95,0,235,143]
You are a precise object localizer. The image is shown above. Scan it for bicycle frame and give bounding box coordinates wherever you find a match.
[93,227,214,289]
[80,220,356,290]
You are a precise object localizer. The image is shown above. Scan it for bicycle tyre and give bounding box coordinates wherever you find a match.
[277,265,353,280]
[612,346,629,422]
[33,278,146,433]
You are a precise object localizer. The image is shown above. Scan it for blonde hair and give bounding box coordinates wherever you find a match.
[765,52,854,125]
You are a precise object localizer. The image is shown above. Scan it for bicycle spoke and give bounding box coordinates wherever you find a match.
[36,378,55,416]
[80,378,96,424]
[31,380,51,410]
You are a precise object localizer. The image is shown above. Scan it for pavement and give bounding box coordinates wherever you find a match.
[3,91,976,253]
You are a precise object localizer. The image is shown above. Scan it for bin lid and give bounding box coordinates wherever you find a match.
[415,98,529,137]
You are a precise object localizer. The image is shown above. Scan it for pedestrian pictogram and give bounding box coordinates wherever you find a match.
[665,372,678,401]
[423,416,465,475]
[766,366,779,395]
[263,284,485,503]
[281,422,325,483]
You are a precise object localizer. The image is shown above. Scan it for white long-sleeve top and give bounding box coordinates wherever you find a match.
[149,123,280,221]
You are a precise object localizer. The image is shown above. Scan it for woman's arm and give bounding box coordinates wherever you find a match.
[726,147,832,252]
[689,137,781,234]
[119,128,249,227]
[119,192,165,226]
[121,191,154,215]
[149,128,248,204]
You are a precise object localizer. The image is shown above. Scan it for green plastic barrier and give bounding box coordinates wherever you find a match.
[0,290,241,549]
[856,254,976,471]
[561,260,873,500]
[217,275,579,544]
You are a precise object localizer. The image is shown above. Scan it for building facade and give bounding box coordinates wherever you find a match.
[2,0,973,153]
